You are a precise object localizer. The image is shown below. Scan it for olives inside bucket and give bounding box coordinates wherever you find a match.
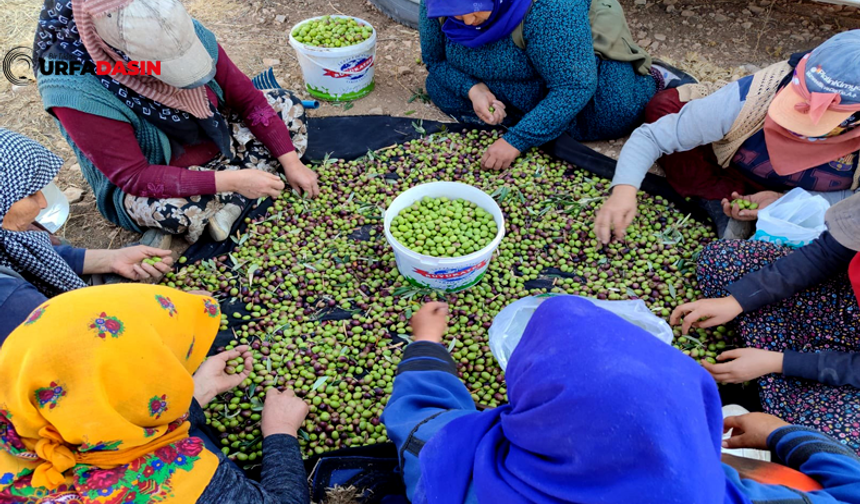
[383,182,506,292]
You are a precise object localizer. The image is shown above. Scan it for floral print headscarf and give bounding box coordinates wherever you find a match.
[0,284,222,503]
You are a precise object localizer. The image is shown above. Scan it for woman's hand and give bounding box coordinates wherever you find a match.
[721,191,782,221]
[279,152,320,198]
[595,185,638,244]
[670,296,743,335]
[723,413,790,450]
[702,348,784,383]
[481,138,521,170]
[411,302,449,343]
[193,345,253,408]
[468,83,506,125]
[84,246,173,280]
[262,388,310,438]
[216,170,284,199]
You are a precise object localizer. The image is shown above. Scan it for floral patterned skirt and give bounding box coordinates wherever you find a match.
[698,239,860,454]
[125,89,308,243]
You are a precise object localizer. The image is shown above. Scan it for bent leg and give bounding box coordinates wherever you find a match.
[568,59,656,141]
[426,73,480,124]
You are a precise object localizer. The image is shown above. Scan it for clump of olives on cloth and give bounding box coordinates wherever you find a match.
[163,129,732,464]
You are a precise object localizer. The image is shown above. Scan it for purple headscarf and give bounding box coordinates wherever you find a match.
[425,0,533,48]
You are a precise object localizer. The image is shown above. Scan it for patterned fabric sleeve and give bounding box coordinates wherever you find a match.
[419,0,480,99]
[726,231,855,313]
[214,45,295,159]
[500,0,596,152]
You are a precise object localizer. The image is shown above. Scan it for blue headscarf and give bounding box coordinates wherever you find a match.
[417,296,740,503]
[425,0,533,48]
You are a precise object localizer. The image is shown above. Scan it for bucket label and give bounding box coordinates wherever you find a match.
[413,260,488,282]
[323,56,374,80]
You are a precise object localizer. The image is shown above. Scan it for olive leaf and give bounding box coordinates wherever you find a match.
[447,338,458,353]
[311,376,329,392]
[247,264,260,286]
[250,397,264,412]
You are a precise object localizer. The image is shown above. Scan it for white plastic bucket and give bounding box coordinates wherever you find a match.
[288,16,376,102]
[384,182,505,292]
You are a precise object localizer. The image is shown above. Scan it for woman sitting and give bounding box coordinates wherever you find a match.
[383,296,860,503]
[0,284,310,503]
[671,192,860,455]
[0,128,173,344]
[420,0,667,170]
[595,30,860,242]
[35,0,320,243]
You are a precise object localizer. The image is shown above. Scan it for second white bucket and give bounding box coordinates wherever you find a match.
[384,182,506,292]
[288,16,376,102]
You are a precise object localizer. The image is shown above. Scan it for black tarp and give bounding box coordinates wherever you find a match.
[179,115,713,351]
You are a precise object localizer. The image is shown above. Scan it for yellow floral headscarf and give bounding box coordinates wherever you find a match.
[0,284,222,503]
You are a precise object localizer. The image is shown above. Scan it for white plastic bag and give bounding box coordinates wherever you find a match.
[35,181,70,233]
[487,294,674,371]
[752,188,830,248]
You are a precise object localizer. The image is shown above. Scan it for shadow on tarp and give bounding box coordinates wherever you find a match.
[179,115,711,349]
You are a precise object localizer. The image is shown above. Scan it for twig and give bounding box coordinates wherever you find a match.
[107,227,122,249]
[328,1,345,15]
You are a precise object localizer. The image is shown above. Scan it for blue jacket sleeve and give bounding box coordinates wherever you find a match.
[772,426,860,503]
[418,0,479,99]
[52,245,87,276]
[0,277,49,347]
[382,342,477,453]
[783,350,860,389]
[726,231,856,313]
[724,427,860,503]
[502,0,597,152]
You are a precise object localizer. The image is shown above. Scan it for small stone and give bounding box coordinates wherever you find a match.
[654,33,667,41]
[69,163,81,173]
[741,21,753,30]
[275,14,286,23]
[63,186,85,204]
[638,38,652,48]
[367,107,384,115]
[397,66,413,76]
[742,63,761,73]
[748,4,764,13]
[680,9,694,17]
[262,58,281,67]
[714,13,729,22]
[637,30,648,39]
[650,42,660,52]
[665,5,675,12]
[634,0,646,5]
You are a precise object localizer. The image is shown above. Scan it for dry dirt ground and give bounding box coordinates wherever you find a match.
[1,0,858,252]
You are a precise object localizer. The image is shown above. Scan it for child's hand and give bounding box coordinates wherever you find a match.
[723,413,790,450]
[410,302,449,343]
